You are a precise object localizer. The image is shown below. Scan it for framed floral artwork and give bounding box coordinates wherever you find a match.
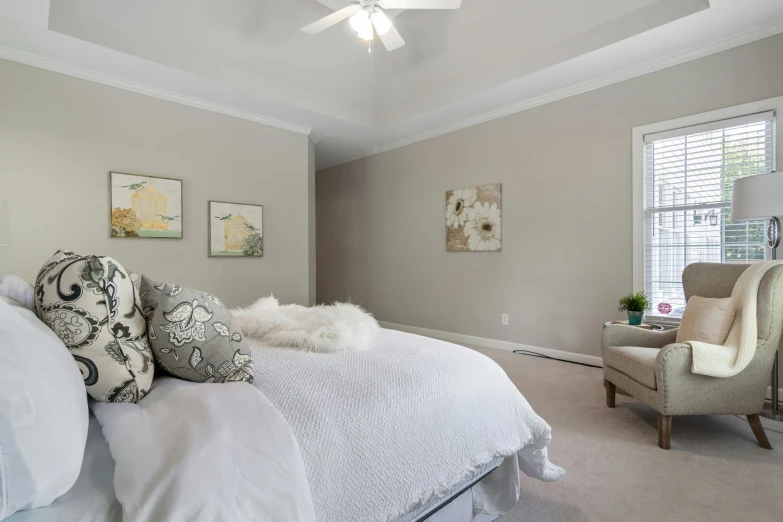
[110,172,183,239]
[208,201,263,257]
[446,183,501,251]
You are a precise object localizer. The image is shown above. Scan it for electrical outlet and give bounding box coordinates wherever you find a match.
[501,314,509,326]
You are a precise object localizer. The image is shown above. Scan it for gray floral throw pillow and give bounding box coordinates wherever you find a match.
[139,276,253,384]
[34,251,154,403]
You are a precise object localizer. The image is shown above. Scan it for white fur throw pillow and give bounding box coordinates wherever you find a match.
[676,296,735,345]
[231,296,379,353]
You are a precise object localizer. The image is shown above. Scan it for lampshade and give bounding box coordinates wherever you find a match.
[731,172,783,221]
[0,200,9,245]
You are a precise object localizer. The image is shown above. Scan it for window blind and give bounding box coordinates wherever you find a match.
[643,111,774,319]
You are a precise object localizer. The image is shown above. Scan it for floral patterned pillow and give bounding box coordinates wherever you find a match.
[34,251,154,402]
[139,276,253,384]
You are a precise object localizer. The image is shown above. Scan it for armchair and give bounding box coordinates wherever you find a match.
[602,263,783,449]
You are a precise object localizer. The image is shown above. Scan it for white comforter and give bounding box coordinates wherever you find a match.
[248,328,565,522]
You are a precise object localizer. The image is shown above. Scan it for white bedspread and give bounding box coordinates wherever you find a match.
[248,328,564,522]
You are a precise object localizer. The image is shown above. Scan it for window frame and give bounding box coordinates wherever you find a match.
[632,96,782,324]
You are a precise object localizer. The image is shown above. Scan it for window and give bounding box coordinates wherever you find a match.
[633,101,779,322]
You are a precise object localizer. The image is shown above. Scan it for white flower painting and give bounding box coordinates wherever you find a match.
[446,187,477,228]
[445,184,501,252]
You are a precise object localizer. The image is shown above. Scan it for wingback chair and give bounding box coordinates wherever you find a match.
[602,263,783,450]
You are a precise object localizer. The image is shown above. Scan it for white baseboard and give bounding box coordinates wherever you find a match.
[766,386,783,402]
[378,321,604,368]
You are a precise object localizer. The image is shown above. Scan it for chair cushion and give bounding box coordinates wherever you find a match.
[603,345,659,389]
[675,295,735,345]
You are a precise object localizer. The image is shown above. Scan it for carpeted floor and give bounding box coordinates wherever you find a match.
[464,346,783,522]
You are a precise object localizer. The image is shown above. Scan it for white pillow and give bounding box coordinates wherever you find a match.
[91,378,316,522]
[676,296,736,345]
[0,274,34,311]
[0,297,89,520]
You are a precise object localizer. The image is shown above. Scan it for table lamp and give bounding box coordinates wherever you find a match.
[731,172,783,420]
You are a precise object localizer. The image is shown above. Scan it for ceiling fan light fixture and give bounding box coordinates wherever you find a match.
[300,0,457,51]
[371,10,392,35]
[349,9,371,33]
[357,23,374,41]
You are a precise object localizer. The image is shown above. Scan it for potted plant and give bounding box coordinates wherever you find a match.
[618,292,651,326]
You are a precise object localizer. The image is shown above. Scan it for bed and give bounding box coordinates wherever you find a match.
[5,423,507,522]
[248,328,563,521]
[7,328,562,522]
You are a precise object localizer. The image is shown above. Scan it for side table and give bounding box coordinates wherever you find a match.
[603,321,665,331]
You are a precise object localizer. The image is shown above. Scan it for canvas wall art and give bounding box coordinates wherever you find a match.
[208,201,263,257]
[446,183,502,251]
[110,172,182,239]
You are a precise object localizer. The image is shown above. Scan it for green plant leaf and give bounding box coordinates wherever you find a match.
[618,291,651,312]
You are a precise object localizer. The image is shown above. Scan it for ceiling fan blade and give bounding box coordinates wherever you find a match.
[379,0,461,9]
[300,4,362,34]
[379,24,405,51]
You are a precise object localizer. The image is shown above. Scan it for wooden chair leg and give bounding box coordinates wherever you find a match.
[604,379,616,408]
[657,413,671,450]
[747,414,773,450]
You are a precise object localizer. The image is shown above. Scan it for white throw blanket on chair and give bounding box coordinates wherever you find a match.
[689,260,783,377]
[231,296,380,353]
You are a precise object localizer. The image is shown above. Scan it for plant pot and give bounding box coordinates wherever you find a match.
[627,311,644,326]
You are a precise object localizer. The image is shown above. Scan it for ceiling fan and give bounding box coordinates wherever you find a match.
[301,0,462,52]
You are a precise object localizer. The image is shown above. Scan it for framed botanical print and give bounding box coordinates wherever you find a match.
[446,183,501,251]
[208,201,263,257]
[110,172,183,239]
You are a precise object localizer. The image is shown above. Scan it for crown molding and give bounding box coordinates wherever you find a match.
[318,18,783,171]
[0,45,315,139]
[2,14,782,170]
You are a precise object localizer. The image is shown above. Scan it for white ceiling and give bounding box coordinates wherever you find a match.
[1,0,783,169]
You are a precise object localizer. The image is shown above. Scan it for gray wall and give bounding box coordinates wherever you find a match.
[0,58,314,307]
[317,34,783,359]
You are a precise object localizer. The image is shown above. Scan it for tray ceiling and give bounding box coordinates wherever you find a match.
[1,0,783,168]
